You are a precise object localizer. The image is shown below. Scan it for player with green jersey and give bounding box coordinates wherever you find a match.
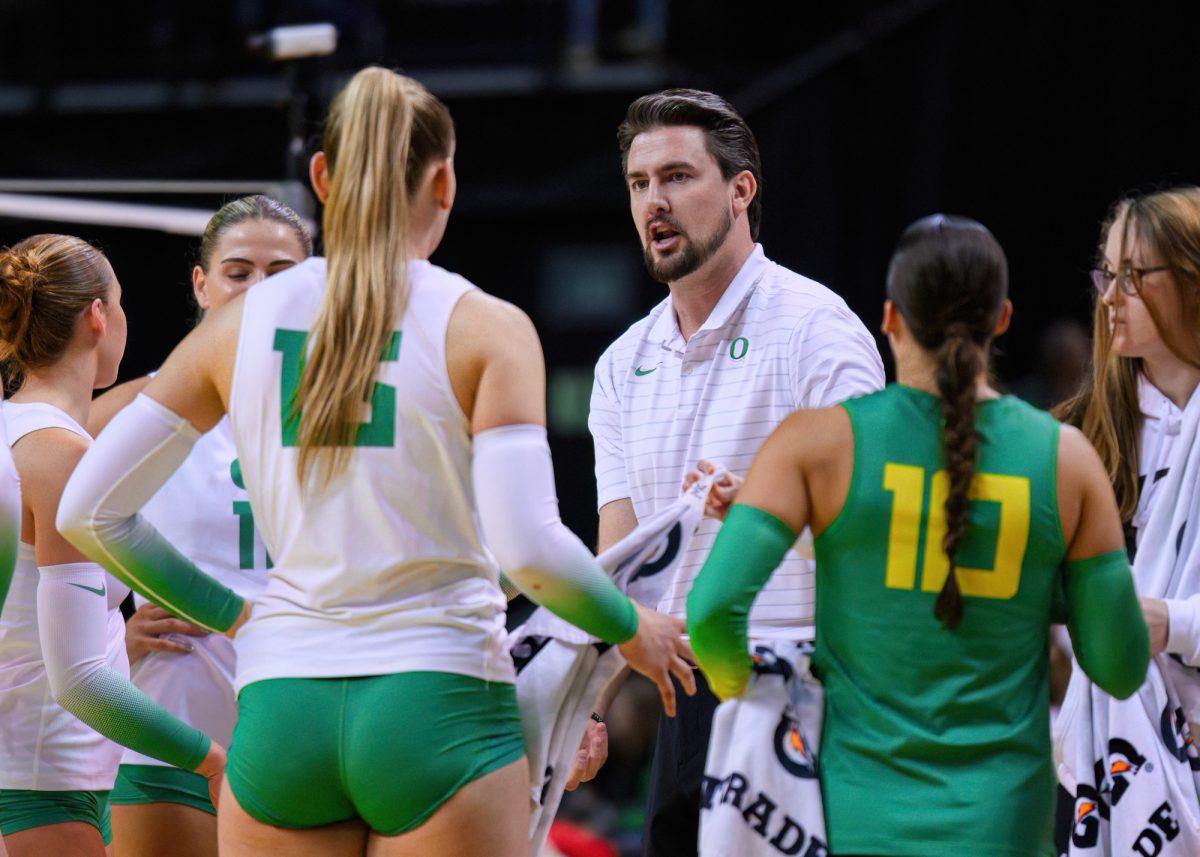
[687,214,1150,856]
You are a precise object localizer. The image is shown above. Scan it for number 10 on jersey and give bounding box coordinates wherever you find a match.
[881,463,1031,600]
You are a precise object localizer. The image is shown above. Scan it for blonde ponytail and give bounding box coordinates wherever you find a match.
[293,67,453,486]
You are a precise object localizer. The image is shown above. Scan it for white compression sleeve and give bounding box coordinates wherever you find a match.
[57,394,244,633]
[37,562,211,770]
[473,424,637,644]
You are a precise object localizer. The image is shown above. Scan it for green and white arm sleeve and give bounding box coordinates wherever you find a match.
[0,411,20,613]
[473,424,638,645]
[688,504,797,701]
[57,394,244,633]
[38,562,211,770]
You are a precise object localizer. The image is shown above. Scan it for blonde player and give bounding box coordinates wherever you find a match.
[86,196,311,857]
[0,236,224,857]
[58,66,694,857]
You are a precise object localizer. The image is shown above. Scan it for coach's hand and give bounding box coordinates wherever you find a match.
[196,741,227,811]
[683,460,743,521]
[565,720,608,791]
[125,602,209,665]
[619,603,696,717]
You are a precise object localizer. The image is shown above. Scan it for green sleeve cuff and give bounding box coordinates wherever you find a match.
[687,504,796,700]
[520,561,639,645]
[58,670,213,772]
[1065,549,1149,700]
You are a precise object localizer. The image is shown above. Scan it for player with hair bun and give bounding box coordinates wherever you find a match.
[0,235,225,857]
[688,214,1151,856]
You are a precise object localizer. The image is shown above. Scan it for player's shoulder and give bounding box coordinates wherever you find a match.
[11,424,88,498]
[453,287,535,335]
[1055,420,1100,467]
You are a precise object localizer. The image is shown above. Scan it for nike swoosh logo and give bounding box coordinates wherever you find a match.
[68,582,107,597]
[634,366,658,376]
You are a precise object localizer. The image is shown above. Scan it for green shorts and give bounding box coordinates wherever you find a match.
[227,671,525,836]
[0,788,112,845]
[110,763,214,815]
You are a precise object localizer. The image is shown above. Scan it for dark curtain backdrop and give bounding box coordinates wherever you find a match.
[1,0,1198,542]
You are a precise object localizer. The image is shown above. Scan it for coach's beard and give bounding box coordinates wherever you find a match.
[643,210,733,284]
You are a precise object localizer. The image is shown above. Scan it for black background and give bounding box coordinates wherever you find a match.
[1,0,1198,541]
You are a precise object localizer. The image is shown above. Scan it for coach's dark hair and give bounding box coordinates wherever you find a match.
[618,89,763,240]
[886,214,1008,630]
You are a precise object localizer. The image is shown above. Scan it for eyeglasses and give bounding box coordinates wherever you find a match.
[1090,265,1170,296]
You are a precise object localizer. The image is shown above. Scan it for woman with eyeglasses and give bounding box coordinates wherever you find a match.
[1059,186,1200,646]
[1053,187,1200,855]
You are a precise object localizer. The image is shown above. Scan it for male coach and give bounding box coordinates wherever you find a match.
[587,89,885,856]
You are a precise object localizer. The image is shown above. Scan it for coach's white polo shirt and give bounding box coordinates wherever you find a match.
[589,244,884,639]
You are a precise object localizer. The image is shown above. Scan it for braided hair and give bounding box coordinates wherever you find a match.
[886,215,1008,629]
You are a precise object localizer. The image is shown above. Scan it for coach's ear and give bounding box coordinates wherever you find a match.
[309,152,331,204]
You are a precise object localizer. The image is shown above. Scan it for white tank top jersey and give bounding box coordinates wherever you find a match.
[0,401,130,790]
[122,417,267,767]
[228,257,513,692]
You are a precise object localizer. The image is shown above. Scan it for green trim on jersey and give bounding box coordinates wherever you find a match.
[0,788,112,844]
[110,764,214,815]
[227,671,525,835]
[814,384,1066,857]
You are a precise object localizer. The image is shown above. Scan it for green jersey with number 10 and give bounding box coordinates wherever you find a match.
[814,383,1065,857]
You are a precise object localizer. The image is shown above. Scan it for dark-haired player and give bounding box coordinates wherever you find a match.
[688,214,1150,856]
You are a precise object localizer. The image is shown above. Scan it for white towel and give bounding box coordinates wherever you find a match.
[512,469,718,851]
[1055,385,1200,856]
[699,641,828,857]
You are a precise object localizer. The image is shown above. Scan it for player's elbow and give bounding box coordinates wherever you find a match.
[44,661,98,709]
[54,480,95,552]
[487,520,559,593]
[1079,636,1149,701]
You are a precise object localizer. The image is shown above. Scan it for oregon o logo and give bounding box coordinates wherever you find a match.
[729,337,749,360]
[773,715,817,779]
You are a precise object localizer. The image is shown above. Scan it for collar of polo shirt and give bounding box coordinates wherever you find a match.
[650,244,769,351]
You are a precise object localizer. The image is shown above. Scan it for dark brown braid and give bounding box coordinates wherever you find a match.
[886,214,1008,630]
[933,323,984,628]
